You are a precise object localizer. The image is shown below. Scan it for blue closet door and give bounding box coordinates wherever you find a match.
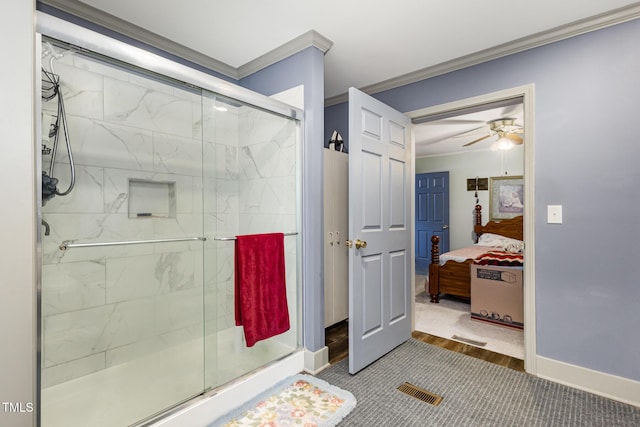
[415,171,449,274]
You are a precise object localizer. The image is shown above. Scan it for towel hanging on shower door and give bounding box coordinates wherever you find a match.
[234,233,290,347]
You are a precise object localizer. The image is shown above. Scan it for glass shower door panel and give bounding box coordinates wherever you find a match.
[40,45,205,426]
[202,91,301,390]
[202,92,230,389]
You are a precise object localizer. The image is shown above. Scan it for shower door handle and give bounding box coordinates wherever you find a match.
[59,236,207,251]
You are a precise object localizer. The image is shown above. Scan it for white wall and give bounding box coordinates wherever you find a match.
[416,146,523,250]
[0,1,37,426]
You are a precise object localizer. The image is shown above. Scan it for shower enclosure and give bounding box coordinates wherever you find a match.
[38,26,302,426]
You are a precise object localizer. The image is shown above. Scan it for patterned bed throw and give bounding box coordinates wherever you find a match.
[474,251,523,266]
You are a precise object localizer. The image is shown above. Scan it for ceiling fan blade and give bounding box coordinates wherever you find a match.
[420,134,461,146]
[505,133,523,144]
[451,126,488,138]
[463,134,492,146]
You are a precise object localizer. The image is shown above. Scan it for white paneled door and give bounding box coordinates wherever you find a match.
[348,88,412,374]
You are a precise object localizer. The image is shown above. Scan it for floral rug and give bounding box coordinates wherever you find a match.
[209,374,356,427]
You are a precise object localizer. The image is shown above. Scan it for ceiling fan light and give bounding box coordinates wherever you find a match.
[496,136,514,151]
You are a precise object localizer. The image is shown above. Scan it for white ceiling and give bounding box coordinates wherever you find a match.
[71,0,638,155]
[76,0,638,99]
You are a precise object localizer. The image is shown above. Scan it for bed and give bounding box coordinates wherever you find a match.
[427,205,523,303]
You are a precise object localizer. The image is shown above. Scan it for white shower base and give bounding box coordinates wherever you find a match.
[154,351,304,427]
[41,328,301,427]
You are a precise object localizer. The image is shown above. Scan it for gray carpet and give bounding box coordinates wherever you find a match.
[317,339,640,426]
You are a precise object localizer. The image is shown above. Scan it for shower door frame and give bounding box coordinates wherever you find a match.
[36,14,303,122]
[35,11,305,426]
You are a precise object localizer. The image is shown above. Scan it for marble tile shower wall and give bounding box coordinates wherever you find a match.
[40,52,299,388]
[203,98,299,348]
[39,53,237,388]
[237,106,299,347]
[203,95,239,337]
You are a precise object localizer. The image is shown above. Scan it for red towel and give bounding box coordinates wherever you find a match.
[234,233,290,347]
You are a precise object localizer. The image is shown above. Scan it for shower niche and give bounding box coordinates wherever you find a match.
[128,179,177,219]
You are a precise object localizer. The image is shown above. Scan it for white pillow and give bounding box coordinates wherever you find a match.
[476,233,509,247]
[476,233,523,252]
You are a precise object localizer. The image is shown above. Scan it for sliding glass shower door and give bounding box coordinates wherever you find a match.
[39,35,301,426]
[40,41,206,426]
[202,92,301,389]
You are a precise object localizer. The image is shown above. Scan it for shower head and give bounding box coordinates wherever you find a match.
[42,41,65,59]
[42,41,74,74]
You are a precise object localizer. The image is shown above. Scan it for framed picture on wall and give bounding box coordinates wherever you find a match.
[489,176,524,220]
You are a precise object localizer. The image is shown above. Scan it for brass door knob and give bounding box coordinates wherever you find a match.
[346,239,367,249]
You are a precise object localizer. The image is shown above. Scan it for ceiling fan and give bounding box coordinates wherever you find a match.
[461,118,524,148]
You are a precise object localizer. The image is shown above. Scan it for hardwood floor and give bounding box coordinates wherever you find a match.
[325,320,349,364]
[325,321,524,372]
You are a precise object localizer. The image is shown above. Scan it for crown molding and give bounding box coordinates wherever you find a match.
[238,30,333,79]
[37,1,640,107]
[39,0,240,79]
[324,3,640,107]
[38,0,238,80]
[38,1,333,83]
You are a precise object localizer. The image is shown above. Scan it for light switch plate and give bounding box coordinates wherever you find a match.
[547,205,562,224]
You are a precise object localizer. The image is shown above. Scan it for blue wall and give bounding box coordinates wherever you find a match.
[241,47,327,352]
[324,102,348,151]
[327,18,640,381]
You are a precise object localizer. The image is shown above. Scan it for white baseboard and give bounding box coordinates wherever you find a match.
[304,346,330,374]
[536,355,640,407]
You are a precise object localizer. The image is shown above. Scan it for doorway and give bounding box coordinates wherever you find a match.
[324,85,536,375]
[407,85,536,374]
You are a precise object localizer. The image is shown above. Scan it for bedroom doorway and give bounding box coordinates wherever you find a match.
[407,85,536,373]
